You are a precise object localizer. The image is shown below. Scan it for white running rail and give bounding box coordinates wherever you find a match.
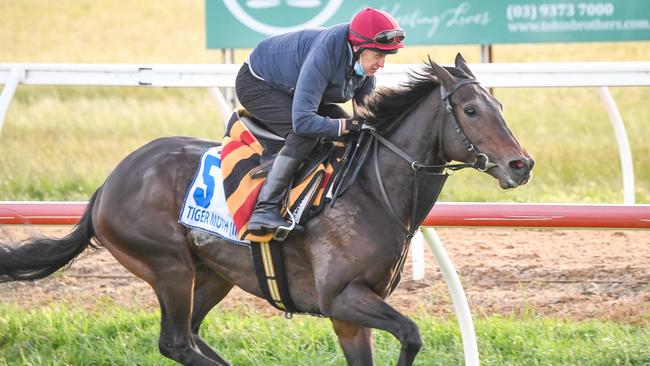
[1,61,648,205]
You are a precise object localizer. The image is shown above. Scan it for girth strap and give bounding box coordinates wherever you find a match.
[250,241,301,314]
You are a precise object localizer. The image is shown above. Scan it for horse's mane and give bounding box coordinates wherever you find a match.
[358,60,471,135]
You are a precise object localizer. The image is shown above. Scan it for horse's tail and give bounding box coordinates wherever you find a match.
[0,188,101,283]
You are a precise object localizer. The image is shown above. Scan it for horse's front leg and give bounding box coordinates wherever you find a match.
[331,319,374,365]
[323,280,422,366]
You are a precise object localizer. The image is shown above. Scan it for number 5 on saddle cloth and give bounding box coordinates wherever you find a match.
[221,109,340,243]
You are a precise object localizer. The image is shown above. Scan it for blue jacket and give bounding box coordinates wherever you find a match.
[247,23,375,137]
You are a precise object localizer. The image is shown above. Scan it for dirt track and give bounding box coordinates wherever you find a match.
[1,226,648,323]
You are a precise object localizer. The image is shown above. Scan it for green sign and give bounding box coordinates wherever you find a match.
[206,0,650,48]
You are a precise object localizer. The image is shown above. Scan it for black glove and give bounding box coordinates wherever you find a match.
[344,118,364,134]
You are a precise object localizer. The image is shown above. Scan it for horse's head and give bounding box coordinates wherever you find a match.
[430,53,534,189]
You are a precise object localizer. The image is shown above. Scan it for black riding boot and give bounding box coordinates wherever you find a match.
[248,155,301,235]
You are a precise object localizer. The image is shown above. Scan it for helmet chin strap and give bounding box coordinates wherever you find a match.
[352,45,363,59]
[350,45,366,77]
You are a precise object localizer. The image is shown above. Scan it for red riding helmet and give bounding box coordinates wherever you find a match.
[348,8,405,53]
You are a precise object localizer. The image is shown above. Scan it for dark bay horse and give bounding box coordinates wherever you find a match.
[0,54,532,366]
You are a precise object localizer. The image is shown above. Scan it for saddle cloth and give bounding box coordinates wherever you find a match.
[221,110,334,242]
[178,145,246,243]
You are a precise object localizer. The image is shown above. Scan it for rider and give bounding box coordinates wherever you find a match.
[235,7,405,236]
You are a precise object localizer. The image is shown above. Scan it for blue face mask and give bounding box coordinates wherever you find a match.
[353,61,365,77]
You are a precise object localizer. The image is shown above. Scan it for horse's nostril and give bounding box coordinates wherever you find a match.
[509,159,527,171]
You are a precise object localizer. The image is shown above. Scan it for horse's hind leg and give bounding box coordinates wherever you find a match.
[331,319,374,365]
[190,266,234,364]
[94,226,223,365]
[155,267,228,366]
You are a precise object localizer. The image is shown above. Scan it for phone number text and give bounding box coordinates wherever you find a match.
[507,3,615,21]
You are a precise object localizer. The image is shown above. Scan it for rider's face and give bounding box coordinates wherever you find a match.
[358,49,388,76]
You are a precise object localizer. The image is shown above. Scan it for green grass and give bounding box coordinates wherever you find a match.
[0,302,648,365]
[1,1,649,202]
[0,87,221,200]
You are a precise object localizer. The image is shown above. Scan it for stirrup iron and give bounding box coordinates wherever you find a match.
[273,210,296,242]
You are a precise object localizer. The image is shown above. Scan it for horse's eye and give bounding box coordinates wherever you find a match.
[464,107,476,116]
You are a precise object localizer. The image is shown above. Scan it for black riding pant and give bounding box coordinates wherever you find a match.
[235,63,349,159]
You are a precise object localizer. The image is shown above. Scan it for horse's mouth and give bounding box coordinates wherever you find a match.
[489,166,532,189]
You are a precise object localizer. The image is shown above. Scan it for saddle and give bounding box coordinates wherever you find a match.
[221,109,336,243]
[219,110,384,314]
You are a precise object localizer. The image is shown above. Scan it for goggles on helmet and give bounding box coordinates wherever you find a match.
[350,28,405,46]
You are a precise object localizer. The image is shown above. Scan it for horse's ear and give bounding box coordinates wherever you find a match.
[454,53,475,78]
[428,55,455,88]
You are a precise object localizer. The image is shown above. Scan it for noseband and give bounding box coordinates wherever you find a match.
[368,77,496,237]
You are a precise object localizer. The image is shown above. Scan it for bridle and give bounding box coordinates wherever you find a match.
[367,77,497,238]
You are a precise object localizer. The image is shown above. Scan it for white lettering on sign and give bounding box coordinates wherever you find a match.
[505,2,650,34]
[381,3,491,39]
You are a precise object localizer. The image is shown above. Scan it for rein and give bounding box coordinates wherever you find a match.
[368,77,495,238]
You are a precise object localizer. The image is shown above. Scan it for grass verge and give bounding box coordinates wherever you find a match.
[0,302,648,365]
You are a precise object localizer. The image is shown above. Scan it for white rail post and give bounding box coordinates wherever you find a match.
[597,87,635,204]
[421,227,479,366]
[208,87,233,122]
[410,230,426,280]
[0,66,25,135]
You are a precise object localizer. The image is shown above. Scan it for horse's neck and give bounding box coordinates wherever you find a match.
[389,91,442,164]
[363,91,443,229]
